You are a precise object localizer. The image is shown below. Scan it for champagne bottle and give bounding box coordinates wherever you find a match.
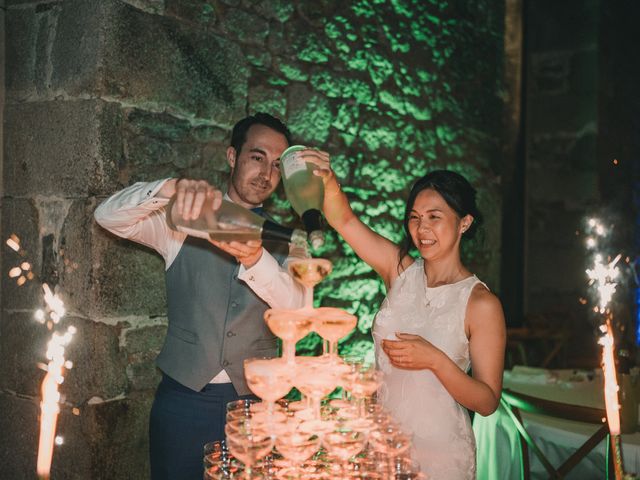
[280,145,325,248]
[166,195,307,245]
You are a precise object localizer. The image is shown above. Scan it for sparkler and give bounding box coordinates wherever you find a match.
[5,235,75,479]
[585,218,625,479]
[35,284,75,480]
[37,324,75,480]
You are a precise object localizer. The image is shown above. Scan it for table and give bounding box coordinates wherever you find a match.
[473,367,640,479]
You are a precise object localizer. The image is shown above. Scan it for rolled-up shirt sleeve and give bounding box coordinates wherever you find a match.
[94,179,185,268]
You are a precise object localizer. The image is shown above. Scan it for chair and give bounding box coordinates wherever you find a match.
[500,388,615,479]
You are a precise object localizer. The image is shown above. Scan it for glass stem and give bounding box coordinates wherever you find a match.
[283,341,296,364]
[304,286,314,309]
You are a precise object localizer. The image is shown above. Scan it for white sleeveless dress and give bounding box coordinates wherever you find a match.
[372,259,483,479]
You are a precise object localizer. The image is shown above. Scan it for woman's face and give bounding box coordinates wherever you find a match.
[407,188,472,261]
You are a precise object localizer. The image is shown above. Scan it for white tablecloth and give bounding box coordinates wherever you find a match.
[473,367,640,479]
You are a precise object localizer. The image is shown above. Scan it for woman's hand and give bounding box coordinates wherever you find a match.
[381,333,445,371]
[298,149,341,198]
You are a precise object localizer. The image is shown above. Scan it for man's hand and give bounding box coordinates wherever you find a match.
[209,239,264,268]
[159,178,222,220]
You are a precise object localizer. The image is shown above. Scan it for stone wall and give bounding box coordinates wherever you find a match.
[1,1,507,478]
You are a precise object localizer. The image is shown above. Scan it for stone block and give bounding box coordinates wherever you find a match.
[0,311,50,395]
[121,0,164,15]
[3,393,153,479]
[248,85,287,118]
[0,311,128,401]
[63,198,167,318]
[89,230,167,318]
[4,99,121,197]
[61,316,129,403]
[165,0,218,25]
[287,84,332,144]
[191,124,229,144]
[48,0,102,97]
[253,0,294,22]
[220,7,270,44]
[79,392,153,479]
[6,2,63,101]
[0,394,40,479]
[122,322,166,390]
[122,323,167,355]
[101,1,248,124]
[0,390,152,479]
[126,351,163,391]
[120,108,229,183]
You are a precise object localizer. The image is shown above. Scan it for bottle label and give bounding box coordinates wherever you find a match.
[282,153,307,180]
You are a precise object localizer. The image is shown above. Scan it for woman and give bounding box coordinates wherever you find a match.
[310,154,506,479]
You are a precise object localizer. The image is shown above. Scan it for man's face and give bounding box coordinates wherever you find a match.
[226,124,288,208]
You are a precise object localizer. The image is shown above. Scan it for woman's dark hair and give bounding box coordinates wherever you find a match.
[398,170,484,264]
[229,112,292,154]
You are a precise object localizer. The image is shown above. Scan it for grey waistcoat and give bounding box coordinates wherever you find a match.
[156,236,289,394]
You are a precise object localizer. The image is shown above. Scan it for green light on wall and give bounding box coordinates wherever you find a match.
[260,0,504,362]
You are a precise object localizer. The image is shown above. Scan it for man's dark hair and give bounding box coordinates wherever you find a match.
[229,113,292,153]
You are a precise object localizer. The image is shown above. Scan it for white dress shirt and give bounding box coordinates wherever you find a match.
[94,178,309,383]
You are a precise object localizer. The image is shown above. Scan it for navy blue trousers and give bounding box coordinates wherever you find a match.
[149,374,251,480]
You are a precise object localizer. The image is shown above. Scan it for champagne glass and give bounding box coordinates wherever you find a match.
[224,418,273,479]
[264,310,314,364]
[204,440,227,469]
[226,399,260,423]
[243,357,293,420]
[322,423,368,476]
[344,368,383,418]
[287,258,332,309]
[294,357,339,423]
[393,457,426,479]
[274,424,321,479]
[368,424,413,478]
[313,307,357,359]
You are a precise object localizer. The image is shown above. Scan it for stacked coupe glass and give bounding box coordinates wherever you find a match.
[204,258,425,480]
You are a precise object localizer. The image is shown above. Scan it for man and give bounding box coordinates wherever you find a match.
[94,113,307,480]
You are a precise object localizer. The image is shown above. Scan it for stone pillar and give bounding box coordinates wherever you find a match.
[523,0,601,325]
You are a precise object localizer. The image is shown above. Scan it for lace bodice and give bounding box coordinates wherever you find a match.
[372,259,484,479]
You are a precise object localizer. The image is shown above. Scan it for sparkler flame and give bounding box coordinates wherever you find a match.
[585,217,625,479]
[5,235,76,478]
[36,284,75,479]
[586,254,622,312]
[599,321,621,435]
